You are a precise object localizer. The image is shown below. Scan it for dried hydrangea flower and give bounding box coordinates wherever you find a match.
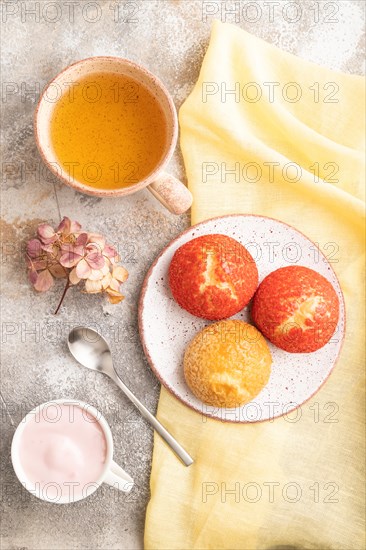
[26,217,128,313]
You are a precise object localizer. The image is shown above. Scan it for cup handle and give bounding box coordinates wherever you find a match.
[104,460,134,493]
[148,171,193,215]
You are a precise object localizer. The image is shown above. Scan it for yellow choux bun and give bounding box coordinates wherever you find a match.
[184,320,272,408]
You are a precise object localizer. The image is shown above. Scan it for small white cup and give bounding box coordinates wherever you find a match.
[11,399,134,504]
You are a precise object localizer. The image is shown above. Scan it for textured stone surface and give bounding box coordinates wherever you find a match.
[0,1,364,549]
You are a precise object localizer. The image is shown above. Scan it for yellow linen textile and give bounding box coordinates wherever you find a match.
[144,21,365,550]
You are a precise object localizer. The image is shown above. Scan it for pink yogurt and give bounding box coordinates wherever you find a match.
[18,403,107,502]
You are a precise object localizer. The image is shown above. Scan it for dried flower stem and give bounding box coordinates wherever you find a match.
[54,278,71,315]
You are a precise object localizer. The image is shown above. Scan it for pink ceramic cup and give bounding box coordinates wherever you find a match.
[35,57,192,215]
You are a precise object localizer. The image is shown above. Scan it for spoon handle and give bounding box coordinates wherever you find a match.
[111,373,194,467]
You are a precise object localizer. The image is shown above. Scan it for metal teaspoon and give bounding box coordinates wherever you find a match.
[67,327,194,466]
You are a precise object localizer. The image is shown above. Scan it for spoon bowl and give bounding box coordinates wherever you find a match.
[68,327,115,376]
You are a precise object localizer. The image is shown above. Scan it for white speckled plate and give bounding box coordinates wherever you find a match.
[138,215,345,423]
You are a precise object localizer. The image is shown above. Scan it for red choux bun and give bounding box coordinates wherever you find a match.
[169,234,258,320]
[252,266,340,353]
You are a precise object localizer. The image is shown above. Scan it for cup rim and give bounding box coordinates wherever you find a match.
[11,398,113,504]
[34,56,178,197]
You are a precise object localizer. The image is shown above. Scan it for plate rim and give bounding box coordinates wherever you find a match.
[138,213,347,423]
